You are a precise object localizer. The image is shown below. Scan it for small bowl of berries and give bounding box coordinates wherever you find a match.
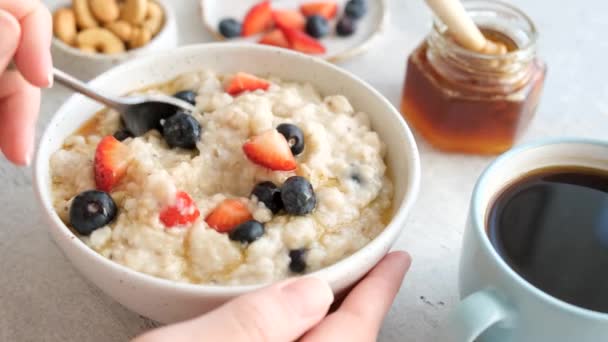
[200,0,388,62]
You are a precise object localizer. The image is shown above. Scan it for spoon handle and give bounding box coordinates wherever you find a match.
[425,0,486,51]
[424,0,506,54]
[53,68,124,110]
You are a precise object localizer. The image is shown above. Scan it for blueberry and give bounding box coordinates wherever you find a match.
[345,0,367,19]
[336,17,356,36]
[69,190,117,236]
[173,90,197,106]
[289,249,307,273]
[305,15,330,38]
[251,181,283,214]
[229,220,265,243]
[113,128,133,141]
[276,123,305,155]
[162,111,201,149]
[281,176,316,215]
[219,18,242,38]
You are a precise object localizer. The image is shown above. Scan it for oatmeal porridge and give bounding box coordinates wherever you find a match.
[50,70,393,285]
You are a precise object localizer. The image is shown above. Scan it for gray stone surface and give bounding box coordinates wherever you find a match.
[1,0,607,341]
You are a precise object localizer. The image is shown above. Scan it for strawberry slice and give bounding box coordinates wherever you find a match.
[243,129,297,171]
[94,135,130,192]
[225,72,271,96]
[205,199,253,233]
[281,27,326,54]
[159,191,200,227]
[259,29,289,48]
[242,0,273,37]
[299,1,338,20]
[272,9,305,31]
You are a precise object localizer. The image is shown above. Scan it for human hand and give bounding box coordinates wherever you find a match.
[134,251,412,342]
[0,0,52,165]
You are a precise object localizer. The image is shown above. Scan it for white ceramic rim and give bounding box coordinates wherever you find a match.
[198,0,389,63]
[471,137,608,321]
[34,43,421,295]
[50,0,175,60]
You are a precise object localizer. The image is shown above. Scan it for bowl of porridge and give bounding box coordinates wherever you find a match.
[34,43,420,323]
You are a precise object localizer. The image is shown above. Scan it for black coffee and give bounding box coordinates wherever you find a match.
[488,166,608,313]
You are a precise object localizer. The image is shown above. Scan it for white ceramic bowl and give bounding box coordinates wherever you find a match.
[51,0,178,80]
[34,43,420,323]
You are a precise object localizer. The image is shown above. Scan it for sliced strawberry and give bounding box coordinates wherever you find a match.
[242,0,273,37]
[243,129,297,171]
[205,199,253,233]
[225,72,271,96]
[272,9,306,31]
[259,29,289,48]
[300,1,338,20]
[94,136,130,192]
[281,27,326,54]
[159,191,200,227]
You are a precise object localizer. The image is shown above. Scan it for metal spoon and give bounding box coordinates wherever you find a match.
[53,68,196,136]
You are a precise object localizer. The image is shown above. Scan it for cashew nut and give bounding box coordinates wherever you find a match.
[76,28,126,54]
[89,0,120,24]
[78,45,97,54]
[105,20,133,42]
[53,8,77,45]
[53,0,158,53]
[128,27,151,49]
[73,0,98,29]
[120,0,148,25]
[143,1,164,36]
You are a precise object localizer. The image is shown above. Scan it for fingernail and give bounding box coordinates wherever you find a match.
[280,277,334,317]
[395,250,412,261]
[390,250,413,267]
[24,143,34,166]
[47,70,54,88]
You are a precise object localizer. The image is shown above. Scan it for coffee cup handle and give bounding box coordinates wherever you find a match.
[442,289,509,342]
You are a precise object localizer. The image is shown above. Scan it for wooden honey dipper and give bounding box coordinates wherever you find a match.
[425,0,507,55]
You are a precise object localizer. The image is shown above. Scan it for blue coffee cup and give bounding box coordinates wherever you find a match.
[444,138,608,342]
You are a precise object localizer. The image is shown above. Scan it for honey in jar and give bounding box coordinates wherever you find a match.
[401,0,546,154]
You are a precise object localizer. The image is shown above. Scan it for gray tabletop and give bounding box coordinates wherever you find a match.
[2,0,607,341]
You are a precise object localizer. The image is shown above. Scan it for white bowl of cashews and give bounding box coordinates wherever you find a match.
[51,0,178,80]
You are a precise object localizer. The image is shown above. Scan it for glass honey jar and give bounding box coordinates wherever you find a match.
[401,0,546,154]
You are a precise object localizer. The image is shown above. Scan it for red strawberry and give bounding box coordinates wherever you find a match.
[159,191,200,227]
[225,72,271,96]
[205,199,253,233]
[242,0,273,37]
[281,27,326,54]
[300,1,338,20]
[243,129,297,171]
[272,9,305,31]
[94,136,130,192]
[259,29,289,48]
